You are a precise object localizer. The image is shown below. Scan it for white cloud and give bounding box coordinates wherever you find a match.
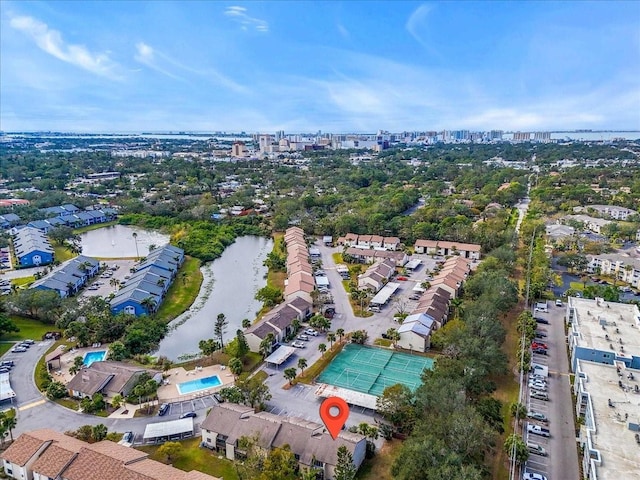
[405,3,439,57]
[224,6,269,32]
[10,15,121,79]
[134,42,183,80]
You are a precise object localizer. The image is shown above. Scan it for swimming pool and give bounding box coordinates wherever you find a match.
[83,350,107,367]
[177,375,223,395]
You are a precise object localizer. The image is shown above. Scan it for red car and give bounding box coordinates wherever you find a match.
[397,276,408,281]
[531,342,548,350]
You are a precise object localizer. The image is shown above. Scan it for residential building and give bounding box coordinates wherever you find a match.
[566,295,640,480]
[357,258,396,292]
[545,223,576,240]
[586,205,638,221]
[31,255,99,297]
[586,253,640,288]
[200,403,366,480]
[66,361,162,400]
[344,247,408,266]
[1,429,219,480]
[413,239,481,260]
[110,244,184,316]
[0,213,20,229]
[245,297,311,352]
[564,214,612,234]
[13,227,54,267]
[566,297,640,371]
[397,313,435,352]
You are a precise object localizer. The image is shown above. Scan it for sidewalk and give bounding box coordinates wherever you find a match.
[108,402,143,419]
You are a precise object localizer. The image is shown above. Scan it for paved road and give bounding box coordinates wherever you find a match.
[523,302,580,480]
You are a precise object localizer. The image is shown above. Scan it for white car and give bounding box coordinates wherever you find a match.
[305,329,318,336]
[291,341,306,348]
[523,473,547,480]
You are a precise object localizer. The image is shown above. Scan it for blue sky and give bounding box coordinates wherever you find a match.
[1,1,639,132]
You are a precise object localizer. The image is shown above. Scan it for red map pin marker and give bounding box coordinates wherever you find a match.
[319,396,349,440]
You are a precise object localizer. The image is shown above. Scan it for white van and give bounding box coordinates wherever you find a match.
[527,442,547,456]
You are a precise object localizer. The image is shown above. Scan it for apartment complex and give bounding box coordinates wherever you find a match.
[565,297,640,479]
[200,403,366,480]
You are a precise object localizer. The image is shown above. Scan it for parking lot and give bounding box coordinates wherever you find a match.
[81,259,137,298]
[522,301,579,480]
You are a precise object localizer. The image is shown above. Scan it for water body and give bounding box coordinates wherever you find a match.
[79,225,170,258]
[156,236,272,360]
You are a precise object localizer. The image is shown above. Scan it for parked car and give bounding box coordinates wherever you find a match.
[534,331,547,338]
[158,403,169,416]
[22,339,35,345]
[1,360,15,367]
[180,411,197,419]
[523,472,547,480]
[555,299,563,307]
[297,334,309,341]
[534,317,549,325]
[122,431,134,443]
[527,423,550,437]
[530,390,549,401]
[213,392,224,403]
[526,442,547,456]
[531,342,548,350]
[291,341,306,348]
[529,382,547,391]
[532,348,547,355]
[11,346,27,353]
[0,367,11,374]
[527,411,549,424]
[305,329,318,336]
[18,342,31,349]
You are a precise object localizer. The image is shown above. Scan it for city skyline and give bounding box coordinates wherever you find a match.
[1,1,639,133]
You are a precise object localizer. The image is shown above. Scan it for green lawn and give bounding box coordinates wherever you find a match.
[73,221,117,234]
[137,438,239,480]
[156,256,203,322]
[0,343,13,356]
[242,352,263,373]
[2,316,58,342]
[53,245,76,263]
[11,276,35,288]
[569,282,585,291]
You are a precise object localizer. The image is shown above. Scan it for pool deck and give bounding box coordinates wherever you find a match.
[50,346,109,385]
[156,364,235,403]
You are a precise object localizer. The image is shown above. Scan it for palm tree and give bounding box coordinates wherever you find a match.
[132,232,139,259]
[133,384,145,410]
[318,343,327,356]
[386,328,400,347]
[242,318,251,329]
[451,297,464,321]
[111,394,124,410]
[297,357,307,374]
[69,356,84,376]
[284,367,297,385]
[2,411,17,442]
[327,332,336,349]
[259,333,275,357]
[141,297,157,315]
[336,328,345,343]
[228,357,243,378]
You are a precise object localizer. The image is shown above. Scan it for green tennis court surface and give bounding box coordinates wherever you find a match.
[317,343,434,396]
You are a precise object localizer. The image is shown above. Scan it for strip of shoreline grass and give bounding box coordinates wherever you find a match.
[256,233,286,320]
[156,256,202,322]
[53,245,76,263]
[73,221,117,234]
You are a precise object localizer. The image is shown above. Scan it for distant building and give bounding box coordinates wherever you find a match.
[231,141,247,157]
[413,239,481,260]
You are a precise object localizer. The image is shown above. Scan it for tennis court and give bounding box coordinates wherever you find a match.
[317,344,434,397]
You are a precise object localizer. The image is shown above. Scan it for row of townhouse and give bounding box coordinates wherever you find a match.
[244,297,312,352]
[0,213,21,229]
[1,429,218,480]
[27,208,117,233]
[31,255,100,297]
[12,227,55,267]
[283,227,315,303]
[586,253,640,288]
[200,403,365,480]
[357,258,396,292]
[413,239,481,260]
[344,247,408,266]
[564,297,640,480]
[110,245,185,316]
[336,233,401,251]
[397,257,470,352]
[244,227,314,353]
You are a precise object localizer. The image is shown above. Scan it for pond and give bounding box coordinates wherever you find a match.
[155,236,273,360]
[79,225,170,258]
